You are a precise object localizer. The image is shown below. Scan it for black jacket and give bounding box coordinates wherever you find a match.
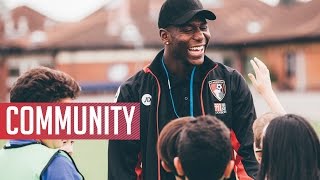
[108,50,258,180]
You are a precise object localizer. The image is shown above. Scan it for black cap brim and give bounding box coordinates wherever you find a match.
[173,9,216,25]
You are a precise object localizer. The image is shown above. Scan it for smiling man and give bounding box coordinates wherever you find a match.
[108,0,259,179]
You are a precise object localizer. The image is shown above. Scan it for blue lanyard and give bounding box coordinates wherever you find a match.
[161,56,196,117]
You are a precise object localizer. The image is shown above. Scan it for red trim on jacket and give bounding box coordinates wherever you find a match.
[144,67,162,180]
[143,64,151,73]
[231,130,253,180]
[200,64,218,115]
[135,152,143,180]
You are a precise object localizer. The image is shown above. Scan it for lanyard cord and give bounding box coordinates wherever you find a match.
[161,56,196,117]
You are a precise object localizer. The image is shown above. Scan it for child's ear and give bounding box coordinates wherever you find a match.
[161,161,172,172]
[173,157,185,176]
[223,160,235,179]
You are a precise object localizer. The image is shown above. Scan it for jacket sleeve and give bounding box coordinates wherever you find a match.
[108,84,141,180]
[230,70,259,180]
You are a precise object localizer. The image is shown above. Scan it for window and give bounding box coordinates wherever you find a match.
[8,68,19,77]
[223,57,233,67]
[285,51,297,78]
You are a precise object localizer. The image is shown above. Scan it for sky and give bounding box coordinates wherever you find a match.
[1,0,313,21]
[1,0,110,22]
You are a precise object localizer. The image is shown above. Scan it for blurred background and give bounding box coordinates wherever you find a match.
[0,0,319,179]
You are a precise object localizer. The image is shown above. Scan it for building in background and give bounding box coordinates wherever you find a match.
[1,0,320,101]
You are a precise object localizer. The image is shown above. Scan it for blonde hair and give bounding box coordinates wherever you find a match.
[252,112,280,149]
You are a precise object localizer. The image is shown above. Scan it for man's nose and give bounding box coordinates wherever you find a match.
[193,28,205,41]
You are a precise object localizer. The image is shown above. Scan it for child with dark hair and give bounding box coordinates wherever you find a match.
[10,66,80,103]
[158,115,234,180]
[157,117,192,177]
[258,114,320,180]
[177,115,234,180]
[0,67,83,180]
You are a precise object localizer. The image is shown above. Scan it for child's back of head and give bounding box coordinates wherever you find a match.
[258,114,320,180]
[252,112,281,163]
[177,115,233,180]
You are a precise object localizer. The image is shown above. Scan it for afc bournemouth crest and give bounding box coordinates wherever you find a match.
[209,80,226,101]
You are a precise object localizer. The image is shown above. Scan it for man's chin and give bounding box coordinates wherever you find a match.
[189,57,204,66]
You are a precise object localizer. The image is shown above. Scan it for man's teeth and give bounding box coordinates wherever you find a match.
[189,46,203,51]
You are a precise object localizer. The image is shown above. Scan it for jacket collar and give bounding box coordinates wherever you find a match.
[4,139,41,149]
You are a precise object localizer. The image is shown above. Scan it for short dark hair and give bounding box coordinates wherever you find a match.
[10,67,80,102]
[178,115,232,180]
[258,114,320,180]
[157,116,192,172]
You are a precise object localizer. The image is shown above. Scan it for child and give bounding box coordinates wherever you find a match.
[158,115,234,180]
[61,140,75,156]
[252,112,280,163]
[258,114,320,180]
[157,117,191,177]
[248,57,288,163]
[248,57,286,114]
[0,67,83,180]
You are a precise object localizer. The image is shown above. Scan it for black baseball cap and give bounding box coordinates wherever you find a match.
[158,0,216,28]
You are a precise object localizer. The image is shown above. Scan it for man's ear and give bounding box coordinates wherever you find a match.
[173,157,185,176]
[159,28,170,45]
[223,160,235,179]
[161,161,172,172]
